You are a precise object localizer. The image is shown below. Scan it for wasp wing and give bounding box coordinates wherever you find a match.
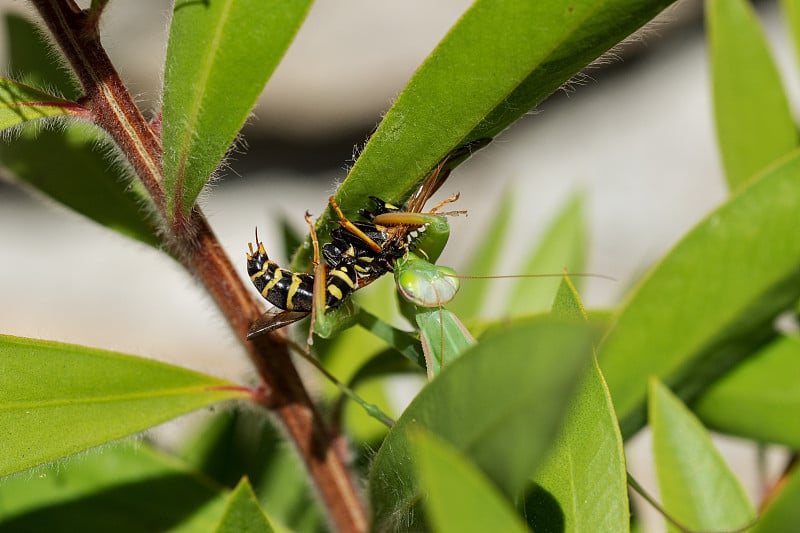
[247,308,309,340]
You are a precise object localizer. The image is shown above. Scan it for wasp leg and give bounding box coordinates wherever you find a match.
[329,196,383,253]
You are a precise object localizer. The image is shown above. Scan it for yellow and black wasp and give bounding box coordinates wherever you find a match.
[245,138,492,339]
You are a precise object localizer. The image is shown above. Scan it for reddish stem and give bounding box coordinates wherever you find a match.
[30,1,367,531]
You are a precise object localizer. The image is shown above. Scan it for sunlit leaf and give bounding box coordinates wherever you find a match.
[370,317,593,530]
[649,379,755,532]
[599,150,800,436]
[162,0,312,219]
[708,0,797,189]
[0,334,251,477]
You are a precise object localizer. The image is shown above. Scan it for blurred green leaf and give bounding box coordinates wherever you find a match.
[0,442,229,533]
[162,0,312,219]
[179,409,325,533]
[649,379,755,532]
[446,190,514,320]
[525,281,627,533]
[509,194,587,315]
[309,0,675,263]
[369,317,593,531]
[412,430,528,533]
[708,0,797,190]
[752,463,800,533]
[694,335,800,447]
[0,334,250,477]
[1,13,160,248]
[599,150,800,437]
[5,13,79,99]
[0,78,81,128]
[214,478,274,533]
[0,123,161,247]
[782,0,800,66]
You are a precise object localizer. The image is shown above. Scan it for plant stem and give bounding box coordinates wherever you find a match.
[30,1,367,530]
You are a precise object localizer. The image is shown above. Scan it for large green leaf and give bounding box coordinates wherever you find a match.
[0,335,251,477]
[162,0,312,219]
[0,442,229,533]
[0,78,82,128]
[306,0,675,263]
[525,278,627,532]
[708,0,797,189]
[0,14,160,248]
[412,430,528,533]
[599,150,800,437]
[649,379,755,533]
[214,478,275,533]
[694,334,800,447]
[369,317,593,531]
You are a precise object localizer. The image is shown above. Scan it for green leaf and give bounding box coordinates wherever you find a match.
[369,317,593,531]
[412,430,528,533]
[551,274,589,321]
[179,409,325,533]
[446,189,514,320]
[1,13,160,248]
[526,360,628,533]
[649,379,755,532]
[0,334,251,477]
[694,335,800,447]
[311,0,675,255]
[0,77,82,128]
[0,442,229,533]
[752,463,800,533]
[5,13,79,99]
[162,0,312,219]
[526,281,627,532]
[0,124,161,247]
[509,194,587,315]
[598,150,800,437]
[782,0,800,67]
[708,0,798,189]
[215,478,275,533]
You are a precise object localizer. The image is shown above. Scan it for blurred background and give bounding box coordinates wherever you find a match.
[0,0,794,529]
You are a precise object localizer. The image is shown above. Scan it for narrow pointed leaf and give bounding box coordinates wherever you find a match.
[649,379,755,532]
[0,442,230,533]
[708,0,797,189]
[599,150,800,437]
[0,78,83,128]
[509,194,587,315]
[0,334,251,477]
[215,478,275,533]
[694,335,800,447]
[526,281,627,533]
[412,430,528,533]
[162,0,312,219]
[309,0,675,260]
[369,317,593,531]
[1,14,160,248]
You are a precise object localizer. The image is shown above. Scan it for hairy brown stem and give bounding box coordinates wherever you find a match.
[31,1,367,531]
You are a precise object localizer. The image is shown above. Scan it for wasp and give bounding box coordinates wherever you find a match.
[246,138,492,340]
